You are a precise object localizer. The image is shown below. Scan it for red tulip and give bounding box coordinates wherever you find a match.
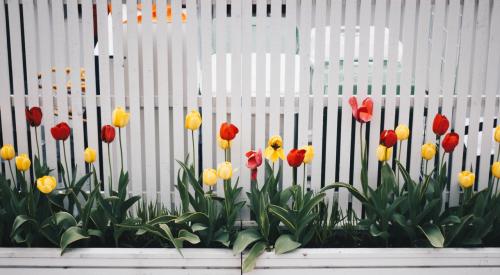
[101,125,116,143]
[26,107,43,127]
[442,132,459,153]
[287,149,306,167]
[433,114,449,136]
[51,122,71,141]
[246,149,262,181]
[380,130,397,148]
[348,96,373,123]
[220,122,239,141]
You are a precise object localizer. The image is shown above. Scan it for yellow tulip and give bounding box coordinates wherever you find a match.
[264,135,285,162]
[15,154,31,172]
[376,144,392,162]
[84,147,97,164]
[0,144,15,160]
[202,168,217,186]
[112,107,130,128]
[458,171,475,189]
[492,162,500,179]
[217,135,231,150]
[302,145,314,164]
[421,143,437,160]
[217,162,233,180]
[37,175,57,194]
[185,110,202,131]
[495,126,500,143]
[395,124,410,140]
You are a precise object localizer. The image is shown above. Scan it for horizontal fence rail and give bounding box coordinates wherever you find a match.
[1,0,499,221]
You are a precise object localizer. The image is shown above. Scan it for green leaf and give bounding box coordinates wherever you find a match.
[175,211,209,224]
[60,226,89,254]
[191,223,208,232]
[274,234,301,254]
[268,205,296,231]
[242,241,267,273]
[175,229,201,245]
[11,215,38,238]
[418,224,444,248]
[233,228,263,255]
[214,230,230,247]
[321,183,368,204]
[53,212,77,229]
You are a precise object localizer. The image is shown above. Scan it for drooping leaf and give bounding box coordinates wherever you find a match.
[60,226,89,254]
[274,234,301,254]
[418,224,444,248]
[233,228,263,255]
[242,241,267,273]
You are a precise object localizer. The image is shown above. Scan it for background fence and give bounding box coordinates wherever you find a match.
[0,0,499,221]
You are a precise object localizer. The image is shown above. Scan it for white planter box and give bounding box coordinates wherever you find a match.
[246,248,500,275]
[0,248,240,275]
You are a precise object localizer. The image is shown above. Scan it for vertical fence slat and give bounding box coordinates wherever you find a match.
[51,0,69,125]
[22,0,40,165]
[465,0,490,185]
[338,0,357,214]
[7,0,29,166]
[156,0,171,206]
[367,0,386,190]
[478,0,500,190]
[67,0,85,178]
[269,0,281,136]
[282,0,297,191]
[111,0,129,178]
[310,0,326,191]
[398,0,416,174]
[126,0,144,196]
[255,0,267,183]
[297,0,312,185]
[200,0,214,190]
[325,0,342,213]
[82,0,101,183]
[37,0,58,174]
[239,0,253,221]
[171,0,185,204]
[409,0,431,179]
[449,0,476,206]
[141,0,157,201]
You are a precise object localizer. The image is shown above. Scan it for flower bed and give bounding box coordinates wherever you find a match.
[2,98,500,273]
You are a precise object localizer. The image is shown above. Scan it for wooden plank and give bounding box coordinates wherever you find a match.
[255,0,267,183]
[283,0,297,190]
[478,0,500,190]
[269,0,281,135]
[156,0,171,206]
[465,0,490,184]
[36,0,57,173]
[397,0,416,175]
[449,0,475,206]
[126,0,144,196]
[51,0,69,125]
[324,0,342,213]
[66,0,85,178]
[230,0,242,191]
[296,0,312,185]
[239,0,253,220]
[310,0,327,191]
[367,0,387,189]
[409,0,431,179]
[21,0,41,164]
[97,0,113,193]
[383,0,401,130]
[338,0,356,214]
[200,0,214,190]
[6,0,29,167]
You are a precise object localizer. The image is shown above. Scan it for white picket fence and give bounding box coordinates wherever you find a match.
[1,0,499,221]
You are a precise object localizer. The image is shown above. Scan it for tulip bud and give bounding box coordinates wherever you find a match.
[287,149,306,167]
[101,125,116,143]
[495,126,500,143]
[0,144,15,160]
[421,143,437,160]
[492,162,500,179]
[51,122,71,141]
[217,135,231,150]
[302,145,314,164]
[15,154,31,172]
[217,162,233,180]
[202,168,218,186]
[458,171,475,189]
[380,130,398,148]
[26,107,43,127]
[376,144,392,162]
[220,122,239,141]
[185,110,202,131]
[433,114,449,136]
[395,124,410,140]
[442,132,459,153]
[264,135,285,162]
[37,175,57,194]
[84,147,97,164]
[112,107,130,128]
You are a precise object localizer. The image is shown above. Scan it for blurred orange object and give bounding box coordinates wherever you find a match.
[110,3,187,24]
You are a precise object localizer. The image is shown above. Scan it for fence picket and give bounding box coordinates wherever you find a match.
[0,1,13,178]
[384,0,401,131]
[255,0,267,183]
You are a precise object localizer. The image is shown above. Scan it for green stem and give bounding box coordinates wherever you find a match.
[119,128,124,172]
[35,127,41,161]
[302,164,306,201]
[62,141,71,188]
[397,140,402,190]
[359,124,364,163]
[191,130,196,176]
[108,143,113,194]
[496,143,500,162]
[8,161,16,189]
